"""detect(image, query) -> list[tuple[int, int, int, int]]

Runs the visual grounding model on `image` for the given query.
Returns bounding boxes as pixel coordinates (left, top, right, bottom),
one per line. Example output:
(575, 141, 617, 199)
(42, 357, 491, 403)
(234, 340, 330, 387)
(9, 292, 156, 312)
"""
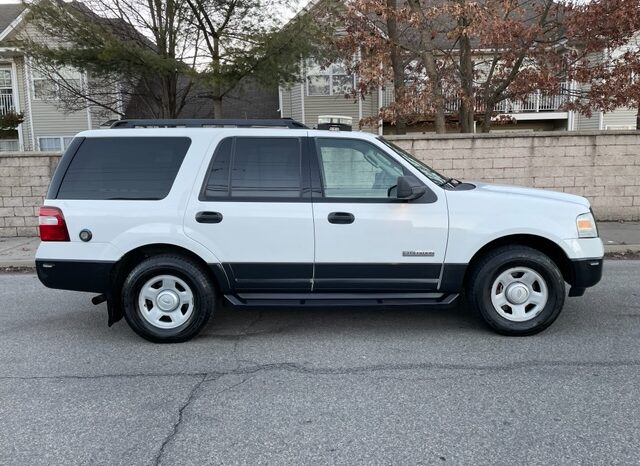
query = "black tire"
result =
(467, 245, 565, 336)
(121, 254, 216, 343)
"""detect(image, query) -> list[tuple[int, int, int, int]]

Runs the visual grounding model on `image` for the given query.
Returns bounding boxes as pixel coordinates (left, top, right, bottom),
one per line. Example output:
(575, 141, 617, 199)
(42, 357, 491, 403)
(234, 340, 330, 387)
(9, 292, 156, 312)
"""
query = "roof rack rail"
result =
(110, 118, 308, 129)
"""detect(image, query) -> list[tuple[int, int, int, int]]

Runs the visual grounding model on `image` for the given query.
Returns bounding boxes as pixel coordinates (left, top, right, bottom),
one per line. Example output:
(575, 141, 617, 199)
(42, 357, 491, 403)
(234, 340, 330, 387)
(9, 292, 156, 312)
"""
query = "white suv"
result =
(35, 119, 604, 342)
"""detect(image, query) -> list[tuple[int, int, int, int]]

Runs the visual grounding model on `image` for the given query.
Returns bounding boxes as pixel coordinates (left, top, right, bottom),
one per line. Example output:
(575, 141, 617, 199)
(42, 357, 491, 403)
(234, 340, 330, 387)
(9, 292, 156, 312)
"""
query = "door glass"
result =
(315, 138, 405, 198)
(203, 137, 303, 199)
(230, 137, 301, 198)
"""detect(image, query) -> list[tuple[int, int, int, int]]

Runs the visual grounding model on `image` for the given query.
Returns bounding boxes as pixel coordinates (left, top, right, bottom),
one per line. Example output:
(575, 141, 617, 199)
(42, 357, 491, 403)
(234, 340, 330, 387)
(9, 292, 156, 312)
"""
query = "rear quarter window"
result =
(55, 137, 191, 200)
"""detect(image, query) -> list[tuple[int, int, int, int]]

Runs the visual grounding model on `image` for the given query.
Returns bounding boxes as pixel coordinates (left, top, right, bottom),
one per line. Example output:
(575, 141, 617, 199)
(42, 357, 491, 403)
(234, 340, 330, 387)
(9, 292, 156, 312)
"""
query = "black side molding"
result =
(225, 292, 459, 307)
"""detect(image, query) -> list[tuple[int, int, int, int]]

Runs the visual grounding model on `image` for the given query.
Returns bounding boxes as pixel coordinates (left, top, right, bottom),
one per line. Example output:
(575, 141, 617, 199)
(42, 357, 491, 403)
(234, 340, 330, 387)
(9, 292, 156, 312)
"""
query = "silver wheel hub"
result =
(490, 267, 548, 322)
(156, 290, 179, 311)
(138, 274, 194, 329)
(505, 283, 529, 304)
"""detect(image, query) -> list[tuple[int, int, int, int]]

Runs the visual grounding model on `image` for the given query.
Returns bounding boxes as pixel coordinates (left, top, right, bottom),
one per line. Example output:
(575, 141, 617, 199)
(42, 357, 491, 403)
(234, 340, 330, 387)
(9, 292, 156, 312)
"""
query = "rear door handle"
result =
(195, 211, 223, 224)
(328, 212, 355, 224)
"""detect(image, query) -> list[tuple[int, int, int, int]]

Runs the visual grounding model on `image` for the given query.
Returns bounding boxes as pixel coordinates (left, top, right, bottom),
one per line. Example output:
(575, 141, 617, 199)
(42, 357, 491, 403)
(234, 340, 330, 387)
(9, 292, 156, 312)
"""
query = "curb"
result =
(1, 245, 640, 271)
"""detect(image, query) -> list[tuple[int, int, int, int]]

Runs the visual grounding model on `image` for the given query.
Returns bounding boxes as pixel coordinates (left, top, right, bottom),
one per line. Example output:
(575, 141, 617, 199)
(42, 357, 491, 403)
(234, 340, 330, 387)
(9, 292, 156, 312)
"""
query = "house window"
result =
(32, 67, 82, 100)
(0, 69, 11, 88)
(306, 62, 354, 96)
(39, 137, 74, 152)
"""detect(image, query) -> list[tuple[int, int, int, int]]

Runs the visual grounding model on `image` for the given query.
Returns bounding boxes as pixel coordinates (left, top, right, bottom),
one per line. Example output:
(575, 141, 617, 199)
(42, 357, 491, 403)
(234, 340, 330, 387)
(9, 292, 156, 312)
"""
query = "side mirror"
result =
(396, 176, 427, 201)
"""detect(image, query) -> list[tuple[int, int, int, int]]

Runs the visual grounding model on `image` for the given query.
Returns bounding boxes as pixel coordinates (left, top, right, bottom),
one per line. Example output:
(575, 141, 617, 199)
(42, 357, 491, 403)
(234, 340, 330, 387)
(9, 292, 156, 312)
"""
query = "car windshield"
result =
(377, 137, 452, 187)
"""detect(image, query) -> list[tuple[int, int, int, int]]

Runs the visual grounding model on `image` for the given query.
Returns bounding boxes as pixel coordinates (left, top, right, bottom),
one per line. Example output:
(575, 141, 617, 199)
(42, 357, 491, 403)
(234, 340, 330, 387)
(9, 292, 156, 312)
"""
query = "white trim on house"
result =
(300, 82, 305, 125)
(83, 72, 92, 129)
(0, 9, 28, 43)
(24, 57, 36, 150)
(497, 112, 569, 121)
(9, 59, 24, 151)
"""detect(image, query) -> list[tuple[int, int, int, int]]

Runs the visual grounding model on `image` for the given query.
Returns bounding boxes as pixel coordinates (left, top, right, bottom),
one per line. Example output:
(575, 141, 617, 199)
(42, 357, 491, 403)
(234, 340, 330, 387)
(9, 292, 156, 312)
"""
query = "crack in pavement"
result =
(153, 373, 208, 466)
(2, 358, 640, 382)
(230, 310, 264, 371)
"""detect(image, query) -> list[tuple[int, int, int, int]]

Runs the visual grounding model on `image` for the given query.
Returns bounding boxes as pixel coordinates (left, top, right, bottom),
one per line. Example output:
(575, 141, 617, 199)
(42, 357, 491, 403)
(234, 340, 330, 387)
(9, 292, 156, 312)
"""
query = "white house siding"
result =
(280, 84, 304, 124)
(26, 59, 91, 149)
(603, 108, 637, 130)
(303, 94, 360, 129)
(575, 111, 602, 131)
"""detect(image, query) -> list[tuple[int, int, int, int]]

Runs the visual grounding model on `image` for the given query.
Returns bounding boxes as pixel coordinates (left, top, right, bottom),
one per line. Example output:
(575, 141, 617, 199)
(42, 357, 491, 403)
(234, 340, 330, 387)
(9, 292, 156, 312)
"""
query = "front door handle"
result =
(196, 211, 223, 224)
(328, 212, 355, 224)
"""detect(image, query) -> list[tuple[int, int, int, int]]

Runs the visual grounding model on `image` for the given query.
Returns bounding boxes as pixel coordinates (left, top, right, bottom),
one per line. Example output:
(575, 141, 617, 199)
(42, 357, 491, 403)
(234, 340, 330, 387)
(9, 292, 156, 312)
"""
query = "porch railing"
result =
(381, 82, 573, 116)
(0, 93, 16, 116)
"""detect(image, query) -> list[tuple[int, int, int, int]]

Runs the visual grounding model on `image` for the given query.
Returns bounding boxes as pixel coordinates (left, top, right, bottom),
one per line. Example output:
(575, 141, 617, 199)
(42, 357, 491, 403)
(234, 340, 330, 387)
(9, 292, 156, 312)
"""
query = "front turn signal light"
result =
(576, 212, 598, 238)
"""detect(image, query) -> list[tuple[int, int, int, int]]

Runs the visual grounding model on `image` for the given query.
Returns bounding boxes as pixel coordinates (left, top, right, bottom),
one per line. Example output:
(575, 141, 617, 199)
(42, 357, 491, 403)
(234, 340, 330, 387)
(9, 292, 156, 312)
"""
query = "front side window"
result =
(315, 138, 406, 198)
(203, 137, 302, 199)
(378, 137, 450, 186)
(56, 137, 191, 200)
(306, 62, 354, 96)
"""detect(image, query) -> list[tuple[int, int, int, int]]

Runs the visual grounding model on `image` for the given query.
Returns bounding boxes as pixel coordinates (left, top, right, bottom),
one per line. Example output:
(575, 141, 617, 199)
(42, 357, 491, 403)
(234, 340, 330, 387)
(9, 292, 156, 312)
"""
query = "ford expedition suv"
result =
(35, 119, 604, 342)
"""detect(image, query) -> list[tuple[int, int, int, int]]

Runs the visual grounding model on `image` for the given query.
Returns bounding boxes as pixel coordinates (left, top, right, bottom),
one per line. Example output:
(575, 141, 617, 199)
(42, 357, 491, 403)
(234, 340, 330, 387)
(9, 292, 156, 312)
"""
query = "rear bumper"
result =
(36, 259, 114, 293)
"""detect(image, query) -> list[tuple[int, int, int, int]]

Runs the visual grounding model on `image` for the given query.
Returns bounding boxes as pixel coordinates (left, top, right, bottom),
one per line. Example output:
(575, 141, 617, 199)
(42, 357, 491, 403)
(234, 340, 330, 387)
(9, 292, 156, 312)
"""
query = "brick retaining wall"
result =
(387, 130, 640, 221)
(0, 130, 639, 237)
(0, 152, 60, 237)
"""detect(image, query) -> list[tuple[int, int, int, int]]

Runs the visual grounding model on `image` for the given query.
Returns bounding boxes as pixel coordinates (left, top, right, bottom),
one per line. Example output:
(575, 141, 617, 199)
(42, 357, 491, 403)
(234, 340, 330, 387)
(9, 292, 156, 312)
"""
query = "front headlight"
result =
(576, 212, 598, 238)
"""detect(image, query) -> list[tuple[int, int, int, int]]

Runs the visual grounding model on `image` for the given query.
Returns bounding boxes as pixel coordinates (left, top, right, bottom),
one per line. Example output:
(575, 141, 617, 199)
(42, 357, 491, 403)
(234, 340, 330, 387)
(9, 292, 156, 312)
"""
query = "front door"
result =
(310, 137, 449, 292)
(185, 135, 314, 292)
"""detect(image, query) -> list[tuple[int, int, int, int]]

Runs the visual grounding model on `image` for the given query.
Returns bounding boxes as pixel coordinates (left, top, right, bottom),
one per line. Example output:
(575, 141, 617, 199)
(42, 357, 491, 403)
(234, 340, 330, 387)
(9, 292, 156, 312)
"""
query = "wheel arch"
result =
(463, 234, 573, 288)
(106, 243, 229, 326)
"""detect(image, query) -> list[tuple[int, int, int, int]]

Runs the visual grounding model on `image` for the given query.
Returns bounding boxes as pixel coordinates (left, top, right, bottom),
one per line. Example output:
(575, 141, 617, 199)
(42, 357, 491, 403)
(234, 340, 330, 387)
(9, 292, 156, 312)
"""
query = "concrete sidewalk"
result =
(1, 222, 639, 269)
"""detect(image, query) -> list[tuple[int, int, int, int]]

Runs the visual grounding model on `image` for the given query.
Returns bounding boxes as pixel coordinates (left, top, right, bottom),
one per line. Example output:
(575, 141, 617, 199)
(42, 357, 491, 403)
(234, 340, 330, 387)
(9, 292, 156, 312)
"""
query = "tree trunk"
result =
(386, 0, 407, 135)
(458, 9, 475, 133)
(212, 97, 223, 118)
(405, 0, 446, 134)
(637, 107, 640, 130)
(481, 110, 492, 133)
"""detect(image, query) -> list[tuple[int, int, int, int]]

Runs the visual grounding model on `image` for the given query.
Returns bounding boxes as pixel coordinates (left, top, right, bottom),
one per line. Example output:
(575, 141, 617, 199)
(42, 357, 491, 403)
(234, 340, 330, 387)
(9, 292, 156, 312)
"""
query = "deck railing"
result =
(381, 82, 573, 115)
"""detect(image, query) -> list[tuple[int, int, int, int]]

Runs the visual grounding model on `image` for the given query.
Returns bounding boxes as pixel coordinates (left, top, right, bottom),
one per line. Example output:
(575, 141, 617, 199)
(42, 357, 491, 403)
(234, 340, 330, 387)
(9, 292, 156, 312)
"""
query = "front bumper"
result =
(567, 257, 603, 296)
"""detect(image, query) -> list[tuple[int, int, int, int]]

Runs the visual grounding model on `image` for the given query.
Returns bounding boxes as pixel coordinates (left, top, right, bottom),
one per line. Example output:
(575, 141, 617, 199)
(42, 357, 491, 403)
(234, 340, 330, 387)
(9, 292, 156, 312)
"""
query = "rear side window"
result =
(56, 137, 191, 200)
(202, 137, 302, 199)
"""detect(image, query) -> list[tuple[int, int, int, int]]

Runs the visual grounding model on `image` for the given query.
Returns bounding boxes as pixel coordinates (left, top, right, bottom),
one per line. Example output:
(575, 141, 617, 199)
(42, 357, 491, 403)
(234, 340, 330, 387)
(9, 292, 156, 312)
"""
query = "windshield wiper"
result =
(439, 177, 461, 187)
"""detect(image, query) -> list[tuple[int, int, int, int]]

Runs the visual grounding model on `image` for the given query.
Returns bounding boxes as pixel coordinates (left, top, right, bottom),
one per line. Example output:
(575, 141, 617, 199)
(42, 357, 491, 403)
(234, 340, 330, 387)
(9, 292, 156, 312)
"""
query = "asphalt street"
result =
(1, 261, 639, 465)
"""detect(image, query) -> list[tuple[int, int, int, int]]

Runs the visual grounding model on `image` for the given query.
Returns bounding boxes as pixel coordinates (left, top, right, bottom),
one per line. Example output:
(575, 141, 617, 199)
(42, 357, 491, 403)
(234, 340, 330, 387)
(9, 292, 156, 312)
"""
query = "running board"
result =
(224, 292, 460, 307)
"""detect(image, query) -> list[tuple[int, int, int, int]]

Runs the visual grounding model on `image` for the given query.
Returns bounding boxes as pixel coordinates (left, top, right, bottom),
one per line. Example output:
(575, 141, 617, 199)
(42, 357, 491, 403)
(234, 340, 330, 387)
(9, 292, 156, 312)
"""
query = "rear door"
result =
(310, 136, 449, 292)
(184, 135, 315, 292)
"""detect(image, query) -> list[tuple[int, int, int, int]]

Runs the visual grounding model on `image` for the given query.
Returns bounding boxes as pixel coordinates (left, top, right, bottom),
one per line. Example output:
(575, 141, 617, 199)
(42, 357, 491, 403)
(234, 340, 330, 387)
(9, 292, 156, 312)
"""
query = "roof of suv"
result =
(75, 127, 382, 143)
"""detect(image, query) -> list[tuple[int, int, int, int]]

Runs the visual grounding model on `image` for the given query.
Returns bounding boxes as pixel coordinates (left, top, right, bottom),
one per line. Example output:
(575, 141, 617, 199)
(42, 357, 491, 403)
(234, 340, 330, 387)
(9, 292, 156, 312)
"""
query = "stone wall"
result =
(0, 152, 60, 237)
(386, 130, 640, 221)
(0, 130, 639, 237)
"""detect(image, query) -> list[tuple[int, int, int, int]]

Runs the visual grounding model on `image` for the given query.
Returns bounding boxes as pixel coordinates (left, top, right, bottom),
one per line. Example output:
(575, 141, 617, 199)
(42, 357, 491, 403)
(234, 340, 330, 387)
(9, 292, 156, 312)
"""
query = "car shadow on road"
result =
(197, 300, 487, 340)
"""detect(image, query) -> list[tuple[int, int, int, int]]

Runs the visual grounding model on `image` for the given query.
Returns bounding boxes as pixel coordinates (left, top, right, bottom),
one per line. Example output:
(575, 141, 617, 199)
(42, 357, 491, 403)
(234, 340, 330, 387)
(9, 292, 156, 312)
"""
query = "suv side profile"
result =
(36, 119, 604, 343)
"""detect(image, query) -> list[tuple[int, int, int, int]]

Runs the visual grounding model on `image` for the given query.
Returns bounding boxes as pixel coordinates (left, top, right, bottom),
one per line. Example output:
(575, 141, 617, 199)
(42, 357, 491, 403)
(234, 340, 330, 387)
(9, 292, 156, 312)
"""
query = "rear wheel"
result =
(122, 254, 215, 343)
(467, 246, 565, 335)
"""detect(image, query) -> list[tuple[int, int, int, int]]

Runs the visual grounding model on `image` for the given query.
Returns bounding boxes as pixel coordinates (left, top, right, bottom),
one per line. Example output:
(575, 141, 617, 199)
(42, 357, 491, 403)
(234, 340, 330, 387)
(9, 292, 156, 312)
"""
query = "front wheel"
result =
(122, 254, 216, 343)
(467, 246, 565, 336)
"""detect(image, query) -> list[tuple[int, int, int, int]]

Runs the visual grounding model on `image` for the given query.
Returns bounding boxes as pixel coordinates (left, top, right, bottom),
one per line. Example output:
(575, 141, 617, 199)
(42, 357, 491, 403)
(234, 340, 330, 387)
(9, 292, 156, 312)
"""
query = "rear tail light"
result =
(39, 206, 70, 241)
